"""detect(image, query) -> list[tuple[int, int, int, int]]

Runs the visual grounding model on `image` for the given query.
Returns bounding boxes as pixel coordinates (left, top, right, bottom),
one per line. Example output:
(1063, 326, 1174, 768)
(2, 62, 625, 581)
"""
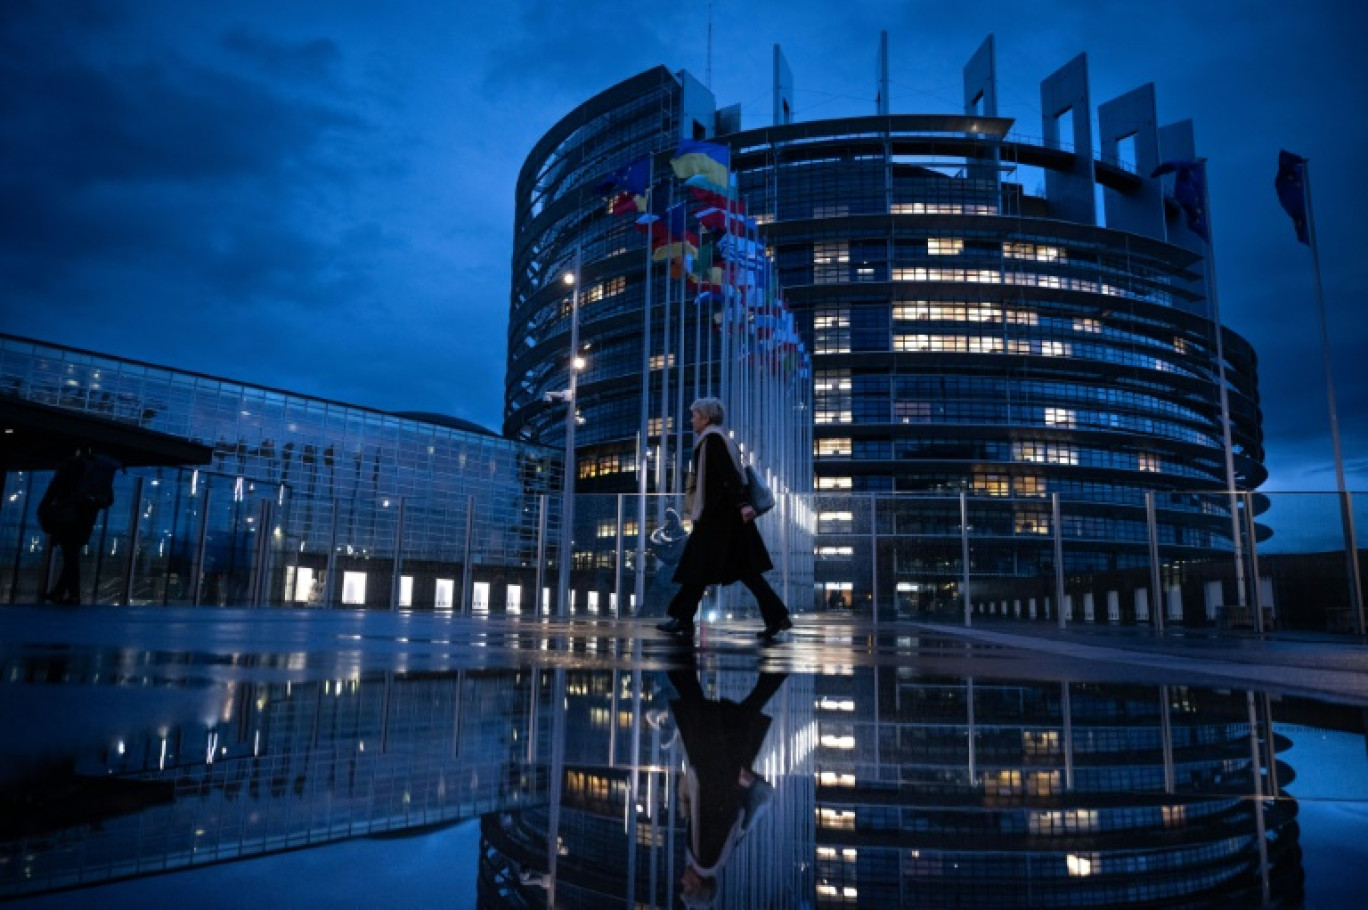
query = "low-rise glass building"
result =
(0, 333, 558, 609)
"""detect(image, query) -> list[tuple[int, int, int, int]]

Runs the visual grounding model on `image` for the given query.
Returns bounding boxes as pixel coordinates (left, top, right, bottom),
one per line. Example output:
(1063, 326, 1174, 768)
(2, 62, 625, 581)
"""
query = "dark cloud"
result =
(220, 27, 341, 83)
(2, 0, 1364, 471)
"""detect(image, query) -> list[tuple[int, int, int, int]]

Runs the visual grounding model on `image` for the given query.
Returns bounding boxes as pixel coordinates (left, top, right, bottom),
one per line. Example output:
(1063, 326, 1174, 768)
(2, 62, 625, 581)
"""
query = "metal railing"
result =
(3, 469, 1363, 636)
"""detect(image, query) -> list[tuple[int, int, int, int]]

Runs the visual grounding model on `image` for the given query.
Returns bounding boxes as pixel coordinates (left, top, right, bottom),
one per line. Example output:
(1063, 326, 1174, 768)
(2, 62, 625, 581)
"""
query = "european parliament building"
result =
(508, 35, 1265, 617)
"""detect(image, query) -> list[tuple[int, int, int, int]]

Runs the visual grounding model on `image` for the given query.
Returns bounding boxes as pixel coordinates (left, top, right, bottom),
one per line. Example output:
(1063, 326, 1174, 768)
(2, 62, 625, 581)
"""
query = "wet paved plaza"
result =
(2, 606, 1367, 908)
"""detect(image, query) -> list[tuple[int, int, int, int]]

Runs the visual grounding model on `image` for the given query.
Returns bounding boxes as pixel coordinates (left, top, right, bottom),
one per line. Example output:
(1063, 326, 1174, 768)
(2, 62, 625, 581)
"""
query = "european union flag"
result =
(591, 155, 650, 198)
(1152, 159, 1209, 243)
(1274, 150, 1310, 245)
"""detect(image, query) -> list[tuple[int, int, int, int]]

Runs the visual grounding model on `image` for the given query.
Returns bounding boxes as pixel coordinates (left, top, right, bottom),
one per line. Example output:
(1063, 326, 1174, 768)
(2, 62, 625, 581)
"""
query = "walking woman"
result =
(656, 397, 793, 642)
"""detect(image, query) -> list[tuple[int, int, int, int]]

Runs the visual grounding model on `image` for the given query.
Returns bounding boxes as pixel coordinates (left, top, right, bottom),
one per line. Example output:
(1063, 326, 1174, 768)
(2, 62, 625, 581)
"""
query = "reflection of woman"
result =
(666, 647, 787, 907)
(656, 398, 792, 642)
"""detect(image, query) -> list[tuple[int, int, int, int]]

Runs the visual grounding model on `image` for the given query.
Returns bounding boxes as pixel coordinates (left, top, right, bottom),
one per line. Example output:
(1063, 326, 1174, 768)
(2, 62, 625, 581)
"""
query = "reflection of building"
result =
(479, 668, 814, 908)
(508, 35, 1265, 614)
(0, 663, 541, 900)
(0, 333, 557, 608)
(812, 670, 1302, 907)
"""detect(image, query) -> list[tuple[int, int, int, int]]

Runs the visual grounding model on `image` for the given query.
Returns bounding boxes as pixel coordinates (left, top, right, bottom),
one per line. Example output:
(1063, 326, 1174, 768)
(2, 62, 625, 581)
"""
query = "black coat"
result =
(37, 454, 101, 547)
(672, 434, 772, 586)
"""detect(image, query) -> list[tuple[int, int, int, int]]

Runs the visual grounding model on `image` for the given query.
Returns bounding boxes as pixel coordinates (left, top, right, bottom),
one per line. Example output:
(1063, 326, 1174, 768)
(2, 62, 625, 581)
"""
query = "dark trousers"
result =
(668, 570, 789, 628)
(49, 538, 83, 603)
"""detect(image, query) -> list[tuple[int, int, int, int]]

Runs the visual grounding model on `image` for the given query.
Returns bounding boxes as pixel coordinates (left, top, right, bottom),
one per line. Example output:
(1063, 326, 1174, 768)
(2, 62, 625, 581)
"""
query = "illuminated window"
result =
(1013, 442, 1078, 465)
(1034, 810, 1099, 835)
(987, 770, 1022, 795)
(816, 438, 852, 457)
(816, 697, 856, 711)
(972, 474, 1010, 496)
(893, 267, 1002, 283)
(815, 408, 852, 425)
(1004, 241, 1064, 261)
(1015, 476, 1046, 497)
(1044, 407, 1076, 427)
(817, 546, 854, 557)
(819, 734, 856, 750)
(1066, 853, 1098, 877)
(894, 334, 1003, 354)
(1162, 805, 1187, 828)
(929, 237, 964, 255)
(1138, 452, 1161, 472)
(893, 302, 1001, 322)
(342, 571, 367, 605)
(1022, 730, 1060, 756)
(819, 511, 854, 523)
(1040, 340, 1072, 357)
(813, 242, 849, 285)
(817, 772, 857, 787)
(1073, 317, 1102, 333)
(815, 309, 851, 354)
(647, 416, 675, 435)
(649, 353, 676, 369)
(817, 476, 852, 490)
(817, 808, 854, 833)
(583, 276, 626, 303)
(892, 202, 997, 215)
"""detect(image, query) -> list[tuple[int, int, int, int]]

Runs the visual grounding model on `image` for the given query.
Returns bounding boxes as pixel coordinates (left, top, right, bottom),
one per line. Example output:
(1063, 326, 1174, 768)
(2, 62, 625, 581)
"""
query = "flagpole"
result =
(1195, 165, 1250, 615)
(674, 218, 687, 496)
(635, 158, 655, 615)
(1302, 160, 1365, 633)
(656, 189, 674, 522)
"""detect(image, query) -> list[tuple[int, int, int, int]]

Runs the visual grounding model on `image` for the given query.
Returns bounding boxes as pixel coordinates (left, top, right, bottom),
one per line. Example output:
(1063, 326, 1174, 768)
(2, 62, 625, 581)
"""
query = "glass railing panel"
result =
(964, 495, 1059, 626)
(0, 469, 50, 604)
(1257, 491, 1365, 634)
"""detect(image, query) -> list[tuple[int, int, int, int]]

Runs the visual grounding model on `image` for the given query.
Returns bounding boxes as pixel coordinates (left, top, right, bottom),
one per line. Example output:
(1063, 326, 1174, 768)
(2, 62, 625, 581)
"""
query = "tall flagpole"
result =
(1195, 164, 1250, 613)
(1302, 160, 1364, 633)
(635, 158, 655, 615)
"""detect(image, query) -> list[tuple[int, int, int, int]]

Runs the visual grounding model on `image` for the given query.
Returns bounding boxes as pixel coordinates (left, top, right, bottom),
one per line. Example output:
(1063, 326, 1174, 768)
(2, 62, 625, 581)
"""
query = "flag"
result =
(670, 139, 730, 186)
(592, 156, 650, 198)
(1274, 150, 1310, 245)
(634, 203, 697, 249)
(652, 240, 698, 263)
(684, 174, 741, 211)
(593, 156, 650, 215)
(609, 192, 646, 215)
(1151, 159, 1209, 242)
(695, 206, 756, 236)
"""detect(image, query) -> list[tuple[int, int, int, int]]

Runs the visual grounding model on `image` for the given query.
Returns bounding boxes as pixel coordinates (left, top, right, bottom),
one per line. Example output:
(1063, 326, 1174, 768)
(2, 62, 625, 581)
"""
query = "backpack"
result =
(73, 454, 121, 509)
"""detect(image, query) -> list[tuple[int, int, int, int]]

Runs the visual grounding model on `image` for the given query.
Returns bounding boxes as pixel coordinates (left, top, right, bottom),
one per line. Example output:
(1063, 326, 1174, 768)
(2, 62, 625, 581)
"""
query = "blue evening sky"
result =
(2, 0, 1365, 493)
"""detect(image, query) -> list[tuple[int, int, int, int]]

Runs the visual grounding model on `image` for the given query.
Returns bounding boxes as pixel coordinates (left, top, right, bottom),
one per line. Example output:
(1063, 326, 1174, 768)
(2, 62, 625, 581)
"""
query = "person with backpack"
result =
(37, 445, 120, 605)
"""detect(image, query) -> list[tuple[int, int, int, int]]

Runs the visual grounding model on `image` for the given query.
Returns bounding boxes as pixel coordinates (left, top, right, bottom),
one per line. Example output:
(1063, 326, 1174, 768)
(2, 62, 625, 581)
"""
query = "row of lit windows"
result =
(578, 452, 638, 480)
(814, 436, 1195, 478)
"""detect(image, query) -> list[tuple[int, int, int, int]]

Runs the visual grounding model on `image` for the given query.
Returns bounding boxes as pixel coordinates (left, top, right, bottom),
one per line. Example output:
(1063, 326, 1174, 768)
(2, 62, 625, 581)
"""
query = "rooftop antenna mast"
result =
(706, 0, 713, 90)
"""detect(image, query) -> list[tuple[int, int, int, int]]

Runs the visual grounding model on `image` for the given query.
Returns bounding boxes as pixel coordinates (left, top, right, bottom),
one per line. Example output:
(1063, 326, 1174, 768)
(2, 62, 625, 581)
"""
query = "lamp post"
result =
(554, 247, 582, 617)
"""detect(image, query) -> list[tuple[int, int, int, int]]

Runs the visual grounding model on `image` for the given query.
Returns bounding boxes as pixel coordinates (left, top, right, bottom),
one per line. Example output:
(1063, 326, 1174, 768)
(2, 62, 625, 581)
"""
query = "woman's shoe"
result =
(656, 617, 695, 636)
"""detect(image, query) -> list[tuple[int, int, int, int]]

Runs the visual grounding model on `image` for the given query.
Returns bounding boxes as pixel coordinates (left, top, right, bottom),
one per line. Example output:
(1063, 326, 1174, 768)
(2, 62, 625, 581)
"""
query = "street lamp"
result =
(554, 247, 582, 617)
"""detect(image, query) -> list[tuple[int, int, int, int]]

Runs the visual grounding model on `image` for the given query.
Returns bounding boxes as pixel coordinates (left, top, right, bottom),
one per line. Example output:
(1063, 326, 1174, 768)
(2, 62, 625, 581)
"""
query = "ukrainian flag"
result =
(670, 139, 729, 186)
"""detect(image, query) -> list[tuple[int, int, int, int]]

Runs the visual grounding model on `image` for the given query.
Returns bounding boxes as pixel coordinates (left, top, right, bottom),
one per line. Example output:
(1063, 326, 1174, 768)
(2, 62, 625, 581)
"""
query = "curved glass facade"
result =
(0, 334, 557, 608)
(508, 52, 1264, 609)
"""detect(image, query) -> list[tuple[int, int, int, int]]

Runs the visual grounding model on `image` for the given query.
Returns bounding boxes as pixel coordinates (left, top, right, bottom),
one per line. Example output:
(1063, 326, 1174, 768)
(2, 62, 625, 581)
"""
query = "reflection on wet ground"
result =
(2, 607, 1367, 907)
